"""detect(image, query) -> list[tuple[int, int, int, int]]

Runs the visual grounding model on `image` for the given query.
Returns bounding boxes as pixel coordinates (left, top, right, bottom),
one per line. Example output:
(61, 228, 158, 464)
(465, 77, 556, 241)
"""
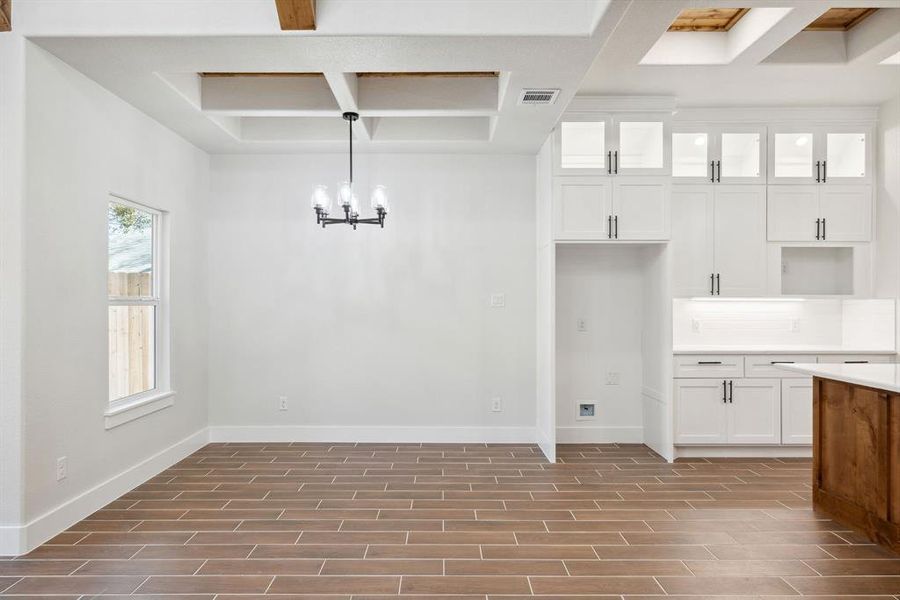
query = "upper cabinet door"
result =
(717, 126, 766, 184)
(553, 177, 613, 240)
(768, 126, 817, 184)
(671, 186, 715, 297)
(823, 126, 872, 184)
(612, 177, 671, 241)
(554, 117, 613, 176)
(614, 116, 670, 176)
(767, 185, 819, 242)
(672, 129, 713, 184)
(818, 185, 872, 242)
(713, 186, 768, 296)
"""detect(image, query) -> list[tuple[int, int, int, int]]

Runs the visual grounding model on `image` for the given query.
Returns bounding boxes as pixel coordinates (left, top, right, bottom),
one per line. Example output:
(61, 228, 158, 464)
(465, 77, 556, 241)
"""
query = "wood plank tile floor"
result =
(3, 442, 900, 598)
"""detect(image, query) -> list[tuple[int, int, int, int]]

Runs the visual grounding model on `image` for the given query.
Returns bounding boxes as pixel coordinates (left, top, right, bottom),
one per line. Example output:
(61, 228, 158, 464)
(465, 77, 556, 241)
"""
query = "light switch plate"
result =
(490, 293, 505, 308)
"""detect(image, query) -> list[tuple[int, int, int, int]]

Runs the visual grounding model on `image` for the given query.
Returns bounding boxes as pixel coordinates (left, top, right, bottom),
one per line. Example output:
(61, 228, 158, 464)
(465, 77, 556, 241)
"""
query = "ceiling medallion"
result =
(311, 112, 389, 229)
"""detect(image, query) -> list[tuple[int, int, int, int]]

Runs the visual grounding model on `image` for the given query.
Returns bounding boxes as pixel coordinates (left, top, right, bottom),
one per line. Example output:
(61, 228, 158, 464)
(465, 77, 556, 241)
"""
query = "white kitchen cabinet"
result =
(768, 124, 873, 185)
(728, 379, 782, 445)
(671, 185, 766, 296)
(674, 379, 728, 444)
(553, 178, 612, 240)
(612, 178, 670, 240)
(767, 185, 871, 242)
(673, 124, 766, 185)
(818, 185, 872, 242)
(553, 177, 669, 241)
(714, 186, 768, 296)
(781, 378, 813, 445)
(675, 377, 781, 445)
(555, 114, 670, 177)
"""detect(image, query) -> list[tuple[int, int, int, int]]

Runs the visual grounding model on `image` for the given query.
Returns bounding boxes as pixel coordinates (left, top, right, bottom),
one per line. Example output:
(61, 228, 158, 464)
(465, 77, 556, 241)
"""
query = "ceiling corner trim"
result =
(275, 0, 315, 31)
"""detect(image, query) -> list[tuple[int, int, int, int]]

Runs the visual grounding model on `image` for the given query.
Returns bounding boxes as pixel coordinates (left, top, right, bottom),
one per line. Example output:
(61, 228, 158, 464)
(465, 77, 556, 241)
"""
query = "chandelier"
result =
(311, 112, 389, 229)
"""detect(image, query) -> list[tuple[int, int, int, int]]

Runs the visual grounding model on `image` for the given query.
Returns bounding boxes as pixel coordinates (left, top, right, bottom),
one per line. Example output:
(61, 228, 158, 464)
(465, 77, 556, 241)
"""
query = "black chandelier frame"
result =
(314, 112, 387, 229)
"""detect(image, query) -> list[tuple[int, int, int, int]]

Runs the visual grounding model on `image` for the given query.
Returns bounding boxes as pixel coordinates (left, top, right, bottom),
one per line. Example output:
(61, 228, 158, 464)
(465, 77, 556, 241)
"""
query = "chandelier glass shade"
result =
(311, 112, 388, 229)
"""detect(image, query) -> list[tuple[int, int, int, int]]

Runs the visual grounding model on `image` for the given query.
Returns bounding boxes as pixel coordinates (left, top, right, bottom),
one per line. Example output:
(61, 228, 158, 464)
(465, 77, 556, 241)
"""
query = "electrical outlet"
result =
(56, 456, 67, 482)
(490, 397, 502, 412)
(577, 318, 587, 332)
(791, 319, 800, 332)
(691, 318, 701, 333)
(278, 396, 288, 411)
(606, 372, 621, 385)
(490, 293, 505, 308)
(782, 261, 788, 274)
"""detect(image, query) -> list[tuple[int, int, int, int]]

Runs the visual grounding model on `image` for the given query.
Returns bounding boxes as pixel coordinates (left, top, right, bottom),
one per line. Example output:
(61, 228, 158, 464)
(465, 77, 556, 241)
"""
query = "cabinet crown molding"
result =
(673, 106, 878, 123)
(566, 95, 677, 114)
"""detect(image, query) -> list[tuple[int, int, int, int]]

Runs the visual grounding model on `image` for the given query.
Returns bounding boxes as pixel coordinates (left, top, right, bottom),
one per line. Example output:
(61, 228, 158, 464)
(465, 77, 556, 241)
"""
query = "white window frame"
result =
(106, 194, 174, 429)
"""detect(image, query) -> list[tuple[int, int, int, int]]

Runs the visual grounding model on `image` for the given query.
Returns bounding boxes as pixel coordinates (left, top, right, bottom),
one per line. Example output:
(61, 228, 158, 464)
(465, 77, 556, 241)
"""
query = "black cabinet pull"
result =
(710, 160, 715, 183)
(614, 215, 618, 239)
(821, 218, 826, 240)
(716, 273, 720, 296)
(698, 361, 723, 365)
(716, 160, 721, 183)
(816, 160, 821, 183)
(608, 215, 612, 239)
(770, 361, 794, 364)
(816, 218, 821, 240)
(728, 380, 733, 403)
(614, 150, 618, 174)
(822, 160, 827, 183)
(710, 273, 715, 295)
(607, 151, 612, 175)
(722, 380, 727, 403)
(844, 360, 868, 364)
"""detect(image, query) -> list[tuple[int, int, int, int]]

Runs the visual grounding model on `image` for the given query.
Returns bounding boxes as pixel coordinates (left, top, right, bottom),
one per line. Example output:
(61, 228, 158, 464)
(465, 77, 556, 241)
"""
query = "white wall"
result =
(20, 44, 210, 546)
(207, 154, 536, 441)
(876, 95, 900, 351)
(554, 245, 645, 443)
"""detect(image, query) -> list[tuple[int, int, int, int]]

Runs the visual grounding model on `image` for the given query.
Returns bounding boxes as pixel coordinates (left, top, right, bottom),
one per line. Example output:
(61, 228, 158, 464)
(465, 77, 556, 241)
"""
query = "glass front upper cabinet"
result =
(672, 125, 764, 184)
(558, 120, 607, 174)
(768, 125, 871, 184)
(557, 115, 669, 176)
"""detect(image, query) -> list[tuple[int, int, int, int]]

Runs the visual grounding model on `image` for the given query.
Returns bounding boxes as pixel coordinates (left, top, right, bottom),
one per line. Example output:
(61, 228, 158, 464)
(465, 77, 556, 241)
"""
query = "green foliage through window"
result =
(109, 203, 152, 234)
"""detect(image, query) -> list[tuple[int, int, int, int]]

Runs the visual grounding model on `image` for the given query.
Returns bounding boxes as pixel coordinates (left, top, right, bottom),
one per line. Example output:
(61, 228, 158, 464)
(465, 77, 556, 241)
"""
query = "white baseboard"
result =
(0, 427, 209, 557)
(675, 445, 812, 459)
(556, 426, 643, 444)
(209, 425, 537, 445)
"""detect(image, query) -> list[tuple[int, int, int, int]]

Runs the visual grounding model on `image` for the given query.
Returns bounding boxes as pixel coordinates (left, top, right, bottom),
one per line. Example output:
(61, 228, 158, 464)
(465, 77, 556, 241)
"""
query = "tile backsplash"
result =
(673, 298, 895, 351)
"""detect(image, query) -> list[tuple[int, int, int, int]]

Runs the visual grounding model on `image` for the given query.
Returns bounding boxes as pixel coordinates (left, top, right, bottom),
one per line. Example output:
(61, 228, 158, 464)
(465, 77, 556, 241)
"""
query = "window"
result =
(108, 197, 168, 416)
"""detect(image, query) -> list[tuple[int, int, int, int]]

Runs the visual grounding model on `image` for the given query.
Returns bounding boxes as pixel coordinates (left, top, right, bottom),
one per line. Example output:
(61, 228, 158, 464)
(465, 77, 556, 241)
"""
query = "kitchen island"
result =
(778, 363, 900, 553)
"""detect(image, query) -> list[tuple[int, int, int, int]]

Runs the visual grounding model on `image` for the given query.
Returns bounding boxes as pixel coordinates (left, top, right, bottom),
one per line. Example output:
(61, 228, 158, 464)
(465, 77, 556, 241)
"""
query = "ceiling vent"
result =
(518, 88, 559, 105)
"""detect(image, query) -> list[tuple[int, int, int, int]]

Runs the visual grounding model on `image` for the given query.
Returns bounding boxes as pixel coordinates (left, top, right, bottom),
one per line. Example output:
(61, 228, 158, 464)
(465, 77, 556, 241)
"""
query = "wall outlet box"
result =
(606, 372, 620, 385)
(576, 402, 596, 420)
(278, 396, 288, 411)
(56, 456, 67, 481)
(490, 293, 505, 308)
(490, 397, 502, 412)
(691, 318, 701, 333)
(577, 318, 587, 332)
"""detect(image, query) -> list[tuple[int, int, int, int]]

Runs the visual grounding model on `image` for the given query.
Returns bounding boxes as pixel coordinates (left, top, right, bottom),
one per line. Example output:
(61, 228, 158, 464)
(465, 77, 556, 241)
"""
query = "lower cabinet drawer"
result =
(816, 354, 895, 364)
(745, 355, 817, 378)
(674, 355, 744, 379)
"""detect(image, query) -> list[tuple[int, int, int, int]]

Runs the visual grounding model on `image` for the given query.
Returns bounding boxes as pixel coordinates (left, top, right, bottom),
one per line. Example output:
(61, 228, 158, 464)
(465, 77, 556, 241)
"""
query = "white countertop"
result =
(776, 363, 900, 394)
(673, 346, 896, 355)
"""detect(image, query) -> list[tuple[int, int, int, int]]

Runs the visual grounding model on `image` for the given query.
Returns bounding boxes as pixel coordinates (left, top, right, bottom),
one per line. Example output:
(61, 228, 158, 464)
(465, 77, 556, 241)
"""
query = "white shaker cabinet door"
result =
(767, 185, 819, 242)
(713, 186, 767, 296)
(781, 378, 813, 446)
(727, 379, 781, 445)
(675, 379, 728, 445)
(553, 178, 613, 240)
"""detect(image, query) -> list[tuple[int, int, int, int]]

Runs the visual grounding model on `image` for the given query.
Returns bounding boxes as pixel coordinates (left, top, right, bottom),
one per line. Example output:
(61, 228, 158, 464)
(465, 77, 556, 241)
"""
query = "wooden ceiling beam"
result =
(1, 0, 11, 32)
(275, 0, 315, 30)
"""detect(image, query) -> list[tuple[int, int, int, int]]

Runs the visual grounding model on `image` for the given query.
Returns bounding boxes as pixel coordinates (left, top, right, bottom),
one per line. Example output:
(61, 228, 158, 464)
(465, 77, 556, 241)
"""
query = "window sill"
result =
(105, 391, 176, 430)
